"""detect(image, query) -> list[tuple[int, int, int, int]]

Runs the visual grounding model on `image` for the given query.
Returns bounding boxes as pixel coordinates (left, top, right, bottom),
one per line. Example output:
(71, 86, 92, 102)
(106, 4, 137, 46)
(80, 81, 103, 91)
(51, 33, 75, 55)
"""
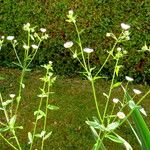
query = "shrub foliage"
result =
(0, 0, 150, 83)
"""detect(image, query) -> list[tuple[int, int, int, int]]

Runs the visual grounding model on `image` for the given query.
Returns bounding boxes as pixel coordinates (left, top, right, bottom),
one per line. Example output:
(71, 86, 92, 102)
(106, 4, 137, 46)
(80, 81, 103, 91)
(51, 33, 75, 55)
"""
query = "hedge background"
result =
(0, 0, 150, 83)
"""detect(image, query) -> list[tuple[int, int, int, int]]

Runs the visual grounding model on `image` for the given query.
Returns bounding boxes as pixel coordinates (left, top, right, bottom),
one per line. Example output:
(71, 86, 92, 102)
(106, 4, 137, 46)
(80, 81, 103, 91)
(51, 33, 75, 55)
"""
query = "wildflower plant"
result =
(0, 24, 58, 149)
(64, 10, 150, 149)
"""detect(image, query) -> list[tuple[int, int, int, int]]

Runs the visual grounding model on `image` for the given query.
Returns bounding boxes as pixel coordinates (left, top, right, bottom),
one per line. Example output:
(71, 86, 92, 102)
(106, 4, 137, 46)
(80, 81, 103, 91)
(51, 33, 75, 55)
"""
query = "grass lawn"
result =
(0, 67, 150, 150)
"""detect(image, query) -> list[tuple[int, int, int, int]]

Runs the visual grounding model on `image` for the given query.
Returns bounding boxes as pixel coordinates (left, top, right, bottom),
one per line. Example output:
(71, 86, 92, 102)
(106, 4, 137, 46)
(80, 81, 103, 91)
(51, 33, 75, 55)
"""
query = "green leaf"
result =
(2, 100, 13, 106)
(106, 134, 123, 144)
(92, 138, 106, 150)
(12, 62, 22, 68)
(9, 115, 16, 128)
(28, 132, 33, 144)
(124, 89, 150, 149)
(115, 134, 133, 150)
(0, 76, 5, 80)
(106, 122, 119, 131)
(112, 82, 122, 89)
(34, 110, 46, 120)
(0, 127, 9, 133)
(85, 120, 105, 131)
(16, 96, 21, 103)
(89, 124, 99, 141)
(47, 105, 59, 110)
(115, 65, 123, 76)
(43, 131, 52, 140)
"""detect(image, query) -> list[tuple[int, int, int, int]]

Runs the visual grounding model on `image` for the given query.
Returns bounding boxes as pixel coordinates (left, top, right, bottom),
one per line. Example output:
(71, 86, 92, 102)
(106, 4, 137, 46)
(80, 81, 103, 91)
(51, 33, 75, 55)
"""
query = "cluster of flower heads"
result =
(106, 22, 130, 42)
(64, 41, 94, 54)
(112, 75, 143, 120)
(0, 23, 48, 51)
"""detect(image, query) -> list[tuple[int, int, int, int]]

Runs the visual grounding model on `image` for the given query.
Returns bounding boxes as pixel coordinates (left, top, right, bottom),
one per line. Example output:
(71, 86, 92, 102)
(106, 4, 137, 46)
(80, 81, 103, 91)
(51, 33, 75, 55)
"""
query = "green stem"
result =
(15, 68, 26, 115)
(91, 79, 103, 123)
(12, 129, 22, 150)
(73, 22, 88, 71)
(12, 42, 22, 67)
(0, 133, 18, 150)
(41, 79, 50, 150)
(29, 78, 47, 150)
(95, 41, 118, 78)
(26, 40, 42, 68)
(103, 59, 119, 123)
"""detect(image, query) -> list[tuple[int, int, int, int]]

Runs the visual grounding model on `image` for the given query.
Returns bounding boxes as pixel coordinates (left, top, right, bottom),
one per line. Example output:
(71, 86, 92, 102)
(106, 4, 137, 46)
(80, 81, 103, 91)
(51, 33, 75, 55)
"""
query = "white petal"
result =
(121, 23, 130, 30)
(7, 36, 14, 40)
(125, 76, 134, 82)
(133, 89, 142, 95)
(83, 48, 94, 53)
(64, 41, 73, 48)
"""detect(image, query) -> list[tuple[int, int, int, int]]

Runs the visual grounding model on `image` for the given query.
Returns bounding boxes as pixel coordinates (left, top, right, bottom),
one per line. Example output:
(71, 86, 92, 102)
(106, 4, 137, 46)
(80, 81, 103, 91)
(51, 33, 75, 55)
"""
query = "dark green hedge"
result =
(0, 0, 150, 83)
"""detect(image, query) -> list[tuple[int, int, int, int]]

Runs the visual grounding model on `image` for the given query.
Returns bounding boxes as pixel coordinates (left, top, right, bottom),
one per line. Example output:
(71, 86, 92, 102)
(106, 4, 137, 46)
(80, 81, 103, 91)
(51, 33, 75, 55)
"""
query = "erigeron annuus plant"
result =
(0, 24, 58, 150)
(64, 10, 150, 149)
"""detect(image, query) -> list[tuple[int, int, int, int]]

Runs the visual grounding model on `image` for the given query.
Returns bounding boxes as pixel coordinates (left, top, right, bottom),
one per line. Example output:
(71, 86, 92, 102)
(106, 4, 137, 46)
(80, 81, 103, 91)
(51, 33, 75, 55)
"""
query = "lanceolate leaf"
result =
(47, 105, 59, 110)
(124, 90, 150, 150)
(106, 134, 123, 144)
(115, 133, 133, 150)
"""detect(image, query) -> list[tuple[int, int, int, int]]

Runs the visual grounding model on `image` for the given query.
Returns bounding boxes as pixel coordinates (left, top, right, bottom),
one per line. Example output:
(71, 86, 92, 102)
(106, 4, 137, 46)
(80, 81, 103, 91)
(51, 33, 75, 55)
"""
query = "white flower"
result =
(125, 76, 134, 82)
(68, 10, 74, 16)
(83, 48, 94, 53)
(7, 36, 14, 40)
(117, 47, 122, 51)
(106, 33, 111, 37)
(49, 61, 53, 65)
(23, 44, 29, 50)
(9, 94, 15, 99)
(40, 28, 46, 33)
(1, 36, 5, 39)
(23, 23, 30, 31)
(112, 98, 119, 104)
(31, 44, 38, 49)
(121, 23, 130, 30)
(117, 112, 125, 119)
(133, 89, 142, 95)
(64, 41, 73, 48)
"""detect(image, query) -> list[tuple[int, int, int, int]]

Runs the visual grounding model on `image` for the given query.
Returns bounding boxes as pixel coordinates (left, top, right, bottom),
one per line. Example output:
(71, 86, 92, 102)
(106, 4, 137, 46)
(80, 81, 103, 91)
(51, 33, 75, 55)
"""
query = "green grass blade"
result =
(125, 91, 150, 150)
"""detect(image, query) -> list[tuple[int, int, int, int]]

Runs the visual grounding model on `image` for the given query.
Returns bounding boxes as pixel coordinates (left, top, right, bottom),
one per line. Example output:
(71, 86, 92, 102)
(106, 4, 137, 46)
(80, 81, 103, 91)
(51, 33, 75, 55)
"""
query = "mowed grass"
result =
(0, 67, 150, 150)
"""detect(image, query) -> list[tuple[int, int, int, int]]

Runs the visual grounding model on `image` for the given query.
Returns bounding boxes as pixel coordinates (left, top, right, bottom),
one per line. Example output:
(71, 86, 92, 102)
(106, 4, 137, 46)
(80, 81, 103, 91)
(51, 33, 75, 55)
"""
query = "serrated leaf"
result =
(47, 105, 59, 110)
